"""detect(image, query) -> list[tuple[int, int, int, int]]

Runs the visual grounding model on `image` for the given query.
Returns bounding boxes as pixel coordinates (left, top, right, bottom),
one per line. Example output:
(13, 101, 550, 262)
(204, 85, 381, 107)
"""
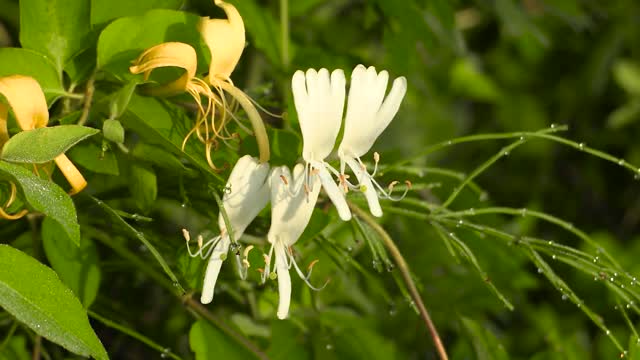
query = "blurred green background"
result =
(2, 0, 640, 359)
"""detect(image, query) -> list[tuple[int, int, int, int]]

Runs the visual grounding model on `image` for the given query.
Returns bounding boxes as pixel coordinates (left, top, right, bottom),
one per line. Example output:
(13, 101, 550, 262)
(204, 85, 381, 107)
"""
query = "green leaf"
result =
(228, 0, 281, 65)
(0, 47, 64, 103)
(607, 100, 640, 129)
(42, 217, 101, 308)
(129, 162, 157, 212)
(67, 141, 120, 176)
(19, 0, 91, 74)
(189, 319, 258, 360)
(122, 93, 223, 182)
(1, 125, 99, 164)
(96, 9, 209, 79)
(0, 245, 108, 360)
(0, 161, 80, 245)
(613, 60, 640, 97)
(91, 0, 184, 27)
(628, 335, 640, 360)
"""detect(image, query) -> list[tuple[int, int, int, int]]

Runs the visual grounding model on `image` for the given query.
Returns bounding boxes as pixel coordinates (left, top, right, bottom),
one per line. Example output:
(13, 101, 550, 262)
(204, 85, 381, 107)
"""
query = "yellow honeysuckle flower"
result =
(0, 75, 87, 196)
(129, 0, 270, 169)
(199, 0, 270, 164)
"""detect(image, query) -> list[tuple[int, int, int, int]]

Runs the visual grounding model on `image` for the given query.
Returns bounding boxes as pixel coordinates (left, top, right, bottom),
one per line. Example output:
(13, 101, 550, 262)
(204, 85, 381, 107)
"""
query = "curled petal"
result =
(314, 163, 351, 221)
(344, 157, 382, 217)
(199, 0, 245, 82)
(201, 234, 231, 304)
(0, 75, 48, 130)
(54, 154, 87, 195)
(129, 42, 198, 97)
(274, 242, 291, 319)
(0, 104, 9, 148)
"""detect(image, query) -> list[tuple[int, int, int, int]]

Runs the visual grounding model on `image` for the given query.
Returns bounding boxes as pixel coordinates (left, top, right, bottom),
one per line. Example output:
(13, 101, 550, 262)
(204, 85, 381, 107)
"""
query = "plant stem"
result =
(280, 0, 289, 69)
(78, 71, 96, 126)
(349, 203, 449, 360)
(32, 335, 41, 360)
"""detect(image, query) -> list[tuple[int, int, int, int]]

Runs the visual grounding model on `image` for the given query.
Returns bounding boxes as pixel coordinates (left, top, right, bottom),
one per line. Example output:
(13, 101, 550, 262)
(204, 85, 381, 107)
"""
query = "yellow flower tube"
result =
(0, 75, 87, 195)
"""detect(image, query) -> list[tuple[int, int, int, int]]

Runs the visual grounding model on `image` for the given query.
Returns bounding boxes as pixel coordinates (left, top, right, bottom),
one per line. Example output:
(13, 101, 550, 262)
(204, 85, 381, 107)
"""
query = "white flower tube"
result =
(338, 65, 407, 217)
(267, 164, 321, 319)
(200, 155, 270, 304)
(292, 68, 351, 221)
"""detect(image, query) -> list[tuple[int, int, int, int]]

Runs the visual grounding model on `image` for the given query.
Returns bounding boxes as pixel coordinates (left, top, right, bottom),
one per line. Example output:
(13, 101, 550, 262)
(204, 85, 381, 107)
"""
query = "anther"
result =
(405, 180, 412, 189)
(280, 175, 288, 185)
(197, 235, 204, 249)
(182, 229, 191, 242)
(307, 259, 320, 271)
(388, 180, 399, 192)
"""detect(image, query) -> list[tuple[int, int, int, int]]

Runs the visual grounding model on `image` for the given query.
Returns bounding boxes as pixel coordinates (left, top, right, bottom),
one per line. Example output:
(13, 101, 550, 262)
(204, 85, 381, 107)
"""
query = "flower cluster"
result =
(186, 64, 407, 319)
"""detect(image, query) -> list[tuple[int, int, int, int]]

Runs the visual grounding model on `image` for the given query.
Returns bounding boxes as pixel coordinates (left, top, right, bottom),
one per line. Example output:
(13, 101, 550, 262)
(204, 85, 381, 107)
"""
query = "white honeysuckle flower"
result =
(292, 68, 352, 221)
(263, 164, 323, 319)
(337, 65, 408, 217)
(185, 155, 270, 304)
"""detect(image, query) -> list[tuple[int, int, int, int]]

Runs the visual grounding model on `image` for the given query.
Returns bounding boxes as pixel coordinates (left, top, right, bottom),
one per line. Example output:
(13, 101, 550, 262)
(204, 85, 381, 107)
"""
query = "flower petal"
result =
(313, 162, 351, 221)
(129, 42, 198, 97)
(0, 75, 48, 130)
(268, 164, 321, 246)
(292, 69, 345, 162)
(274, 241, 291, 319)
(338, 66, 406, 158)
(218, 155, 270, 239)
(201, 235, 230, 304)
(199, 0, 245, 82)
(344, 157, 382, 217)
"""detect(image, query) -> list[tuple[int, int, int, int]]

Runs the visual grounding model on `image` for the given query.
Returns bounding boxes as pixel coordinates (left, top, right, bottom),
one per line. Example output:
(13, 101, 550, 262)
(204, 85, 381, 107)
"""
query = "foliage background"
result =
(1, 0, 640, 359)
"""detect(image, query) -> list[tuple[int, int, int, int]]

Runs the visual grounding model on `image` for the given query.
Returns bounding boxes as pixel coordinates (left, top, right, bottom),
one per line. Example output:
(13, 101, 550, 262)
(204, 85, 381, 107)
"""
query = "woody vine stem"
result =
(349, 203, 449, 360)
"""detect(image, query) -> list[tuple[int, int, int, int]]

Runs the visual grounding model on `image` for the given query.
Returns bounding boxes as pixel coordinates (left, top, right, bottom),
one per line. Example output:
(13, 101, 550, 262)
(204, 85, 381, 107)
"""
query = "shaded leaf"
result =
(129, 162, 157, 213)
(0, 47, 63, 103)
(19, 0, 91, 73)
(67, 141, 120, 176)
(91, 0, 184, 27)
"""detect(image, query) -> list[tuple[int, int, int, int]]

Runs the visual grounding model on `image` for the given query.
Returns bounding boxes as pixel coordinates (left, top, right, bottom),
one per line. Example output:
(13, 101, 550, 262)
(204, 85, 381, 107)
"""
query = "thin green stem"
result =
(391, 125, 568, 169)
(89, 311, 183, 360)
(211, 189, 236, 245)
(349, 203, 449, 360)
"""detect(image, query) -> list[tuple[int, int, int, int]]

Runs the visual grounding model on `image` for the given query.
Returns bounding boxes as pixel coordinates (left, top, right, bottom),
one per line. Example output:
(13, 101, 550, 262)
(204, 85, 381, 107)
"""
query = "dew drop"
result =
(503, 150, 510, 156)
(578, 142, 585, 150)
(606, 330, 611, 336)
(635, 173, 640, 181)
(618, 159, 625, 166)
(479, 192, 489, 201)
(561, 294, 567, 301)
(519, 136, 525, 141)
(469, 208, 475, 215)
(448, 232, 454, 237)
(456, 220, 463, 227)
(550, 123, 558, 129)
(537, 268, 543, 273)
(548, 241, 553, 245)
(347, 246, 353, 252)
(552, 255, 557, 260)
(593, 256, 599, 263)
(521, 208, 527, 216)
(326, 344, 334, 351)
(181, 203, 187, 208)
(610, 277, 615, 282)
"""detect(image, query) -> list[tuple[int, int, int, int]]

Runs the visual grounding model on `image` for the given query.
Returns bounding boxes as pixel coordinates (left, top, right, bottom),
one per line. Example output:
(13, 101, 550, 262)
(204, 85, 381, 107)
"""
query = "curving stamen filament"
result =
(184, 229, 223, 260)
